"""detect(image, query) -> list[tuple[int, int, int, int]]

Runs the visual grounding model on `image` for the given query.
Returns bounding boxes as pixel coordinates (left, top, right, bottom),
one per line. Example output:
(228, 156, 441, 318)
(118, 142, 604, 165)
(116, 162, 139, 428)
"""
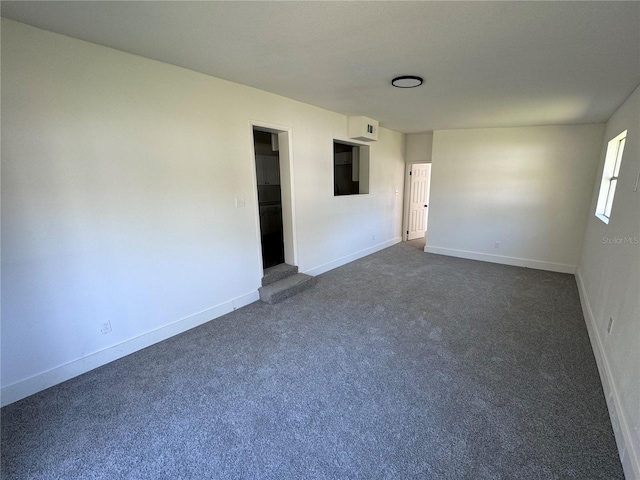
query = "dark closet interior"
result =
(253, 129, 284, 269)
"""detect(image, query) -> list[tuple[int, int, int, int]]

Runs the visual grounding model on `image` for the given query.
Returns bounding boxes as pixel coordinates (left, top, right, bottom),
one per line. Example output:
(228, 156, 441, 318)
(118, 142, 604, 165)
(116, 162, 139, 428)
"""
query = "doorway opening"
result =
(253, 129, 284, 268)
(251, 124, 297, 272)
(403, 163, 432, 250)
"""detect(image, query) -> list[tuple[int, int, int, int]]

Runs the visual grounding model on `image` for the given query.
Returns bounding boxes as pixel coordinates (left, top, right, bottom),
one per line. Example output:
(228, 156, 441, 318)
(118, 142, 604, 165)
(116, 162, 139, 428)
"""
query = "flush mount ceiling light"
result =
(391, 76, 423, 88)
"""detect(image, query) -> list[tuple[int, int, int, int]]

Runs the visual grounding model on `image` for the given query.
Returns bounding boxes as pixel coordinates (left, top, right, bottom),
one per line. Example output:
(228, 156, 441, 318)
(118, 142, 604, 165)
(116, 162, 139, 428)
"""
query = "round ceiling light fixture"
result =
(391, 76, 423, 88)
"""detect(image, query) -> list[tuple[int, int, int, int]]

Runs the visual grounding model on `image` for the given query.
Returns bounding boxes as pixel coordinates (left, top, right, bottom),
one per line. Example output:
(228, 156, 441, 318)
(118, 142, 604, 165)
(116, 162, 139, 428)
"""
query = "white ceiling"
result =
(2, 1, 639, 133)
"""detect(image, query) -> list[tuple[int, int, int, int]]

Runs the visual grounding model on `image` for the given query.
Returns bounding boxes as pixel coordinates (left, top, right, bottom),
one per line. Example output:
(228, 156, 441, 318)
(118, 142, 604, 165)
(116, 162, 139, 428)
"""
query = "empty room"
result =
(1, 2, 639, 479)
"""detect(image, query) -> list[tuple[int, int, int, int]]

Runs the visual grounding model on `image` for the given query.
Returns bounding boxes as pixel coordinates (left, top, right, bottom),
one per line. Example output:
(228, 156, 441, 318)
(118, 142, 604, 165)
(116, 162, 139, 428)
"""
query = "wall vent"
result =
(348, 116, 378, 142)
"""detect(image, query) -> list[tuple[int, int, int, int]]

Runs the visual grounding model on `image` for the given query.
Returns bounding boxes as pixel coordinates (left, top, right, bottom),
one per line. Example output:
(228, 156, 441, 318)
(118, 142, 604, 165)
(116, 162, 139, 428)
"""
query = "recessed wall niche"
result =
(333, 140, 370, 196)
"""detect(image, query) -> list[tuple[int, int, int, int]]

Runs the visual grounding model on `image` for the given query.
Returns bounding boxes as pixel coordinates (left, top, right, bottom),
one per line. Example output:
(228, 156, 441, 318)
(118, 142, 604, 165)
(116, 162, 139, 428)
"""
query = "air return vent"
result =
(348, 116, 378, 142)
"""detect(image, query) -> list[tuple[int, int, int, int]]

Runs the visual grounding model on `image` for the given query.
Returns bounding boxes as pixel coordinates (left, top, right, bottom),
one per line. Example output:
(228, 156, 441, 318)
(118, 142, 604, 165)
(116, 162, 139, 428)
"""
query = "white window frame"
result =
(595, 130, 627, 224)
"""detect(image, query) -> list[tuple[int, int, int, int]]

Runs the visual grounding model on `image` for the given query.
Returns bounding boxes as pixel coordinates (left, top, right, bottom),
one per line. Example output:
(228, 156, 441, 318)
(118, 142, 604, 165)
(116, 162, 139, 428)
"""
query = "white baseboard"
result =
(304, 237, 402, 277)
(575, 270, 640, 480)
(423, 246, 576, 274)
(0, 290, 260, 407)
(1, 236, 403, 407)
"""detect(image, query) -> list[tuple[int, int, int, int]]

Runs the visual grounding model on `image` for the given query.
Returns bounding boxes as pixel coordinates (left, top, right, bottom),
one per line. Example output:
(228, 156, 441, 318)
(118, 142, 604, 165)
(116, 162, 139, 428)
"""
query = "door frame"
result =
(249, 120, 298, 271)
(402, 162, 431, 242)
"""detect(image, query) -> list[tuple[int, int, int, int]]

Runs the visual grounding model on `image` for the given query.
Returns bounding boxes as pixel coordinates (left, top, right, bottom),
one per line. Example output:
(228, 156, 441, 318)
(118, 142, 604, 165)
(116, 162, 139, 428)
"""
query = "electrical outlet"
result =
(100, 320, 112, 334)
(372, 234, 376, 241)
(235, 197, 245, 208)
(607, 317, 614, 334)
(494, 241, 500, 249)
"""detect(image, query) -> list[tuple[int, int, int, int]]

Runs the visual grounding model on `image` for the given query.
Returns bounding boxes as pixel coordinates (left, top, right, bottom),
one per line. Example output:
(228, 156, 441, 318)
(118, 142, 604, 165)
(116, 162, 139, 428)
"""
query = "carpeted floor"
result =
(406, 237, 426, 251)
(1, 242, 623, 479)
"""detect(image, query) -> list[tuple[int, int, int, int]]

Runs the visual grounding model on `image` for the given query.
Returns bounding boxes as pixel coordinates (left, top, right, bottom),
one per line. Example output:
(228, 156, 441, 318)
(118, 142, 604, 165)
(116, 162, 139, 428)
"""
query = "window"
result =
(333, 141, 370, 196)
(595, 130, 627, 224)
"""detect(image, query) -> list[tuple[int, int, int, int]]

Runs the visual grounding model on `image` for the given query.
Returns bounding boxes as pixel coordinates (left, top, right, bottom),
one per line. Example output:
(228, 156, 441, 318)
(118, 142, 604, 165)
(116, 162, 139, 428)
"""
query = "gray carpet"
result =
(1, 242, 624, 479)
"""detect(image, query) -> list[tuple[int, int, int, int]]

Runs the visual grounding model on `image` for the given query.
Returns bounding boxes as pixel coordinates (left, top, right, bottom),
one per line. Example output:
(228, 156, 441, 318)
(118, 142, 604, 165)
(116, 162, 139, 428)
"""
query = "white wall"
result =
(0, 20, 405, 404)
(405, 132, 433, 163)
(576, 85, 640, 479)
(426, 125, 604, 272)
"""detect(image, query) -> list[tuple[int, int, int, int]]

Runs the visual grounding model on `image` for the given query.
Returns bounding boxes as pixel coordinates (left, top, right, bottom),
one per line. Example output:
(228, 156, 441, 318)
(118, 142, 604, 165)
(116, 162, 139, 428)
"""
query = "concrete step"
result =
(262, 263, 298, 287)
(259, 273, 315, 305)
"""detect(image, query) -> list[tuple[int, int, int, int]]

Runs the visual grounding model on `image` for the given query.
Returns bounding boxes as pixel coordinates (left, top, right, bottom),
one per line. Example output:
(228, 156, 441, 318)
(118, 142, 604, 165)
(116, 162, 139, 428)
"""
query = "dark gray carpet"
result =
(1, 242, 623, 479)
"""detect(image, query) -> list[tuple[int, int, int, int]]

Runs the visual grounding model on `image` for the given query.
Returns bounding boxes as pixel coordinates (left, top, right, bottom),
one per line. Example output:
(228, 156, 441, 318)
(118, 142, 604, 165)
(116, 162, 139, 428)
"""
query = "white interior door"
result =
(407, 163, 431, 240)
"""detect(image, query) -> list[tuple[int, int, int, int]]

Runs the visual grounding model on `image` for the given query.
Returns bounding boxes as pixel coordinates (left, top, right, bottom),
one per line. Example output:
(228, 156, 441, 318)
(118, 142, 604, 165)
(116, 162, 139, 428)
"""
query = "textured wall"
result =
(427, 124, 604, 272)
(0, 19, 405, 399)
(577, 85, 640, 479)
